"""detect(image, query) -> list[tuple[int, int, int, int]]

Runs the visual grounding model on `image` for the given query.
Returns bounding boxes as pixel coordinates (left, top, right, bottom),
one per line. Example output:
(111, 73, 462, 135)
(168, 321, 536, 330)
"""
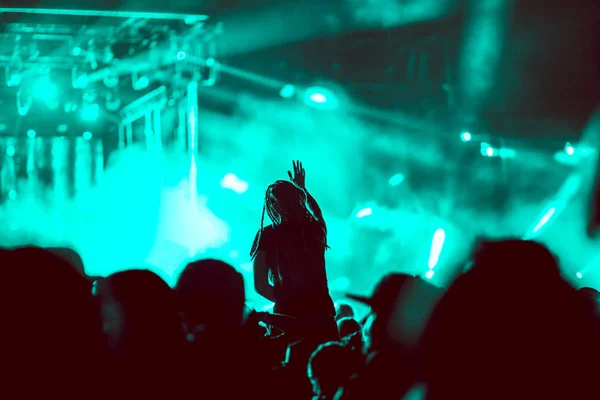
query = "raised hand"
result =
(287, 160, 306, 189)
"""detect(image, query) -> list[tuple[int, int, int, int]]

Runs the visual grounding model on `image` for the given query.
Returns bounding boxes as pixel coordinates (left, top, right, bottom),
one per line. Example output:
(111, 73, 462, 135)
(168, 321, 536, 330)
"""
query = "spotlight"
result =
(388, 173, 405, 186)
(565, 142, 575, 156)
(132, 71, 150, 91)
(176, 51, 186, 60)
(303, 86, 339, 110)
(103, 74, 119, 89)
(5, 67, 22, 87)
(105, 92, 121, 112)
(481, 143, 495, 157)
(279, 84, 296, 99)
(64, 102, 78, 113)
(34, 75, 58, 99)
(220, 173, 249, 194)
(425, 270, 435, 279)
(460, 131, 472, 142)
(355, 207, 372, 219)
(81, 103, 100, 121)
(72, 68, 89, 89)
(27, 129, 36, 138)
(16, 89, 32, 116)
(576, 272, 583, 279)
(82, 131, 93, 140)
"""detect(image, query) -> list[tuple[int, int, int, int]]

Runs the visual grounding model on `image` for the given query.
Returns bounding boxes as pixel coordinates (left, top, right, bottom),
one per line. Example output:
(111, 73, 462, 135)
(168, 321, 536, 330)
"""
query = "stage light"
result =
(105, 92, 121, 112)
(279, 84, 296, 99)
(81, 103, 99, 121)
(425, 270, 435, 279)
(310, 92, 327, 103)
(355, 207, 372, 218)
(27, 129, 36, 138)
(303, 86, 339, 110)
(177, 51, 186, 60)
(72, 47, 82, 56)
(565, 142, 575, 156)
(132, 72, 150, 91)
(6, 60, 23, 87)
(72, 68, 89, 89)
(531, 207, 556, 234)
(481, 142, 495, 157)
(34, 76, 58, 99)
(103, 74, 119, 88)
(57, 124, 69, 134)
(576, 272, 582, 279)
(6, 70, 22, 87)
(388, 173, 405, 186)
(428, 229, 446, 269)
(460, 131, 472, 142)
(6, 145, 16, 157)
(82, 131, 93, 140)
(17, 89, 32, 116)
(220, 173, 248, 194)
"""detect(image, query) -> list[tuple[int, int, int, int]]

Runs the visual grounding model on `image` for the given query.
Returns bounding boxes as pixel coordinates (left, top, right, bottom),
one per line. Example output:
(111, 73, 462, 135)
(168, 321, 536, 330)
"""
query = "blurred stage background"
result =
(0, 0, 598, 309)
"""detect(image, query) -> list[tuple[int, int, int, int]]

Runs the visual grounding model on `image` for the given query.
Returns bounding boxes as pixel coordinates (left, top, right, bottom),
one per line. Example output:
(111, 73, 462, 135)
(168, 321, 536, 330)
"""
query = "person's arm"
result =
(254, 250, 276, 301)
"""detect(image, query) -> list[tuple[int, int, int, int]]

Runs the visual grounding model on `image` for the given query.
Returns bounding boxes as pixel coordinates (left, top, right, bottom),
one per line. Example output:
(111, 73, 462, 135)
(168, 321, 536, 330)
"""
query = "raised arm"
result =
(288, 160, 325, 223)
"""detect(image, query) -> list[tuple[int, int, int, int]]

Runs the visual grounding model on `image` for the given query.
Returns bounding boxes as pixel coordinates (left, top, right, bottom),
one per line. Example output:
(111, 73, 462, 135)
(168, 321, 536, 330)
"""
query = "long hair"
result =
(250, 180, 327, 259)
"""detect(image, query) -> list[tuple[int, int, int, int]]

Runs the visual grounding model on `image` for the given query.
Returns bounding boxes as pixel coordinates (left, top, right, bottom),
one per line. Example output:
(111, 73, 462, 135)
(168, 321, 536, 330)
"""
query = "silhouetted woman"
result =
(251, 161, 338, 342)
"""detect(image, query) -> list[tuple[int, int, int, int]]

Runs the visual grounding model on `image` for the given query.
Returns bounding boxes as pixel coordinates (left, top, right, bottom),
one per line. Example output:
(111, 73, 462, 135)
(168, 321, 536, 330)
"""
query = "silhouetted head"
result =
(423, 240, 597, 399)
(176, 259, 245, 334)
(308, 342, 360, 399)
(265, 180, 312, 225)
(251, 180, 328, 259)
(0, 247, 105, 392)
(96, 269, 184, 356)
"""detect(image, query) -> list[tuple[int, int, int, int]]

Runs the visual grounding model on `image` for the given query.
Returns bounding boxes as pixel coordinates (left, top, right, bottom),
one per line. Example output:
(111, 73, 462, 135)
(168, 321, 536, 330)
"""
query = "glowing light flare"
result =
(34, 76, 58, 99)
(220, 173, 249, 194)
(27, 129, 36, 139)
(279, 84, 296, 99)
(133, 75, 150, 91)
(428, 229, 446, 269)
(82, 131, 93, 140)
(176, 51, 186, 60)
(565, 143, 575, 156)
(425, 270, 435, 279)
(531, 207, 556, 234)
(303, 86, 339, 110)
(388, 173, 405, 186)
(576, 272, 583, 279)
(81, 103, 100, 121)
(355, 207, 372, 219)
(309, 93, 327, 103)
(460, 131, 472, 142)
(189, 108, 197, 151)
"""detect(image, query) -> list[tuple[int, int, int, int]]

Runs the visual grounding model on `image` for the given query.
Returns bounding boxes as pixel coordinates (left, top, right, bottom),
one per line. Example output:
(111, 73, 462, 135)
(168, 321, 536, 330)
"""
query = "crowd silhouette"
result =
(2, 160, 600, 399)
